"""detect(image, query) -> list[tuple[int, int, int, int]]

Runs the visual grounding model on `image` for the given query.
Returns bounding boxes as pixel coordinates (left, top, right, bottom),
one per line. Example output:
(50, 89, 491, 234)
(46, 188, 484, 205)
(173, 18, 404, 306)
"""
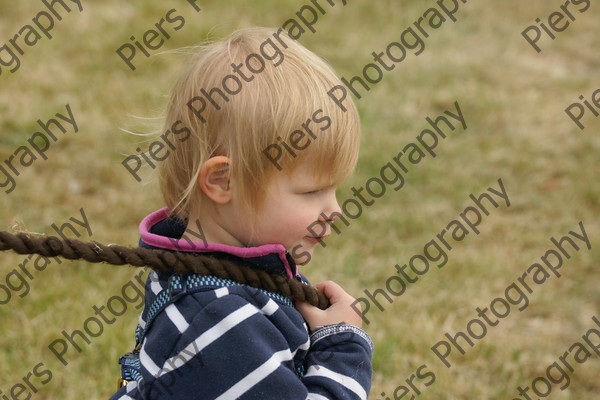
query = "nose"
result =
(322, 190, 342, 222)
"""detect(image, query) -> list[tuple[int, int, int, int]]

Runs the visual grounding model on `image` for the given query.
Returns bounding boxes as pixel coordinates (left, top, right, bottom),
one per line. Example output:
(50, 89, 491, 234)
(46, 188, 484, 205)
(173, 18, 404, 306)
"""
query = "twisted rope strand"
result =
(0, 231, 329, 309)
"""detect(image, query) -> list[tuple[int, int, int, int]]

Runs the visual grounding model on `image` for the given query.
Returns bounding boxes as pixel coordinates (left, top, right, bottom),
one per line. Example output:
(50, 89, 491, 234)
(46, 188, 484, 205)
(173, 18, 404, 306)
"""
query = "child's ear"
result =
(198, 156, 231, 204)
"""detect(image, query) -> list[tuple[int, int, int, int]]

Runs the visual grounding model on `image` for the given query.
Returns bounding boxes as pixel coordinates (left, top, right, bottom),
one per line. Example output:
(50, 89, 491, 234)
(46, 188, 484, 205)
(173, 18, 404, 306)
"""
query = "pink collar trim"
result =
(139, 208, 297, 279)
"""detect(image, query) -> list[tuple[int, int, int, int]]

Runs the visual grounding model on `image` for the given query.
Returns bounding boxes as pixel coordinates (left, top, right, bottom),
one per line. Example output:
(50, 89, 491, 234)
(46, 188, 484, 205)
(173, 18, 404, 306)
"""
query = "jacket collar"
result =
(139, 208, 298, 279)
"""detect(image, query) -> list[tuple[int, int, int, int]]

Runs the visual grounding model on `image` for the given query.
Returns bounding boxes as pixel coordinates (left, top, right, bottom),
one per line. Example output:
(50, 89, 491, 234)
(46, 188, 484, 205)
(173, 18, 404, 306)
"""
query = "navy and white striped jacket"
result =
(109, 208, 373, 400)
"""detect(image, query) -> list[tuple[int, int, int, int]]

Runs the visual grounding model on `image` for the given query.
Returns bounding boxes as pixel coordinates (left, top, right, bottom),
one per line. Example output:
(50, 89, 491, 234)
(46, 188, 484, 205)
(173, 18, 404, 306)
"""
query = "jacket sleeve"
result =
(303, 324, 374, 399)
(133, 288, 373, 400)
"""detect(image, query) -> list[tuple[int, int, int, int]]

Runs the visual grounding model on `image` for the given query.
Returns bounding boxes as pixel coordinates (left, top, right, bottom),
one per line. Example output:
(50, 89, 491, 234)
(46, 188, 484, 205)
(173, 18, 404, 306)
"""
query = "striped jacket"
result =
(109, 208, 373, 400)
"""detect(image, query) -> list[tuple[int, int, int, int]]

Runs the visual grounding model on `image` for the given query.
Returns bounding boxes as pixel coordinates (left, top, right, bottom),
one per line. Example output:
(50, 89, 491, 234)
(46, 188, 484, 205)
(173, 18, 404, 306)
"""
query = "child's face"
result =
(233, 162, 341, 265)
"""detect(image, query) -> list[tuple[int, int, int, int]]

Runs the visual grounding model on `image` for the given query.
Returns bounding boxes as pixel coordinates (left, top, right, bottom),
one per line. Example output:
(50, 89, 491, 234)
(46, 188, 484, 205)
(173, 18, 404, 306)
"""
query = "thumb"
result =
(294, 300, 324, 329)
(295, 299, 319, 318)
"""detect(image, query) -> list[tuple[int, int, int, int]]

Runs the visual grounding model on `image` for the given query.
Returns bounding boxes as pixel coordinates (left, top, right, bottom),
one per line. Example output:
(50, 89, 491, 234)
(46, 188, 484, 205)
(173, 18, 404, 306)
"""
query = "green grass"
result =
(1, 0, 599, 399)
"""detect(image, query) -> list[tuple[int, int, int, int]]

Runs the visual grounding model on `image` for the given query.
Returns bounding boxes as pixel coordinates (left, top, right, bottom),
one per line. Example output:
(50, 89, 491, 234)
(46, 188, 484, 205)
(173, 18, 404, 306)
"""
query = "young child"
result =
(110, 27, 373, 400)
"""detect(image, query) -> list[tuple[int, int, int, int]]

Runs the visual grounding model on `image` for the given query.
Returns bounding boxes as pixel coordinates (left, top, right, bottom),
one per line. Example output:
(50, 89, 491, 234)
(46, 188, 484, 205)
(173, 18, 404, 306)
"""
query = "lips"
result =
(305, 235, 328, 244)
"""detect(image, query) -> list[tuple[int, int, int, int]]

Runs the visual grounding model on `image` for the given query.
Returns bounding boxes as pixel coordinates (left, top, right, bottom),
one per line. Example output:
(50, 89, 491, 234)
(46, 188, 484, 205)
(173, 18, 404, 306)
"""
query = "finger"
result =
(315, 281, 347, 303)
(295, 300, 321, 320)
(314, 280, 340, 293)
(295, 299, 316, 315)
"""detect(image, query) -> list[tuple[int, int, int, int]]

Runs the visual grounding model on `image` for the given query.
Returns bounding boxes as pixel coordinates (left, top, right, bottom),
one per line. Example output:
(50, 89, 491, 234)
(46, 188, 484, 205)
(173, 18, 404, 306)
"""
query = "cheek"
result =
(256, 197, 318, 240)
(258, 214, 311, 246)
(270, 204, 313, 229)
(288, 212, 316, 233)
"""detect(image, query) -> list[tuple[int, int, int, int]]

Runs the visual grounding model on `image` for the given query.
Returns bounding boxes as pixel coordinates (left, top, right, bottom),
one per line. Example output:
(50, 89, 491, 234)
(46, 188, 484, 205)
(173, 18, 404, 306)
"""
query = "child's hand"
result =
(295, 280, 363, 331)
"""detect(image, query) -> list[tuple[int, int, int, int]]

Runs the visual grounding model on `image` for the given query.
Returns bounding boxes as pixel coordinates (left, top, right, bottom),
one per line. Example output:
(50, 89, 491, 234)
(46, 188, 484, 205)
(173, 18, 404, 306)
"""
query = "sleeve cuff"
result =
(310, 323, 374, 353)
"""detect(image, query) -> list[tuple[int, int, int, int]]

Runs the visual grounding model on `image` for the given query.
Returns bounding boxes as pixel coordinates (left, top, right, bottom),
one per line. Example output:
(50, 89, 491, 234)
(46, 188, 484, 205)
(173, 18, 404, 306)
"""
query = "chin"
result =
(291, 245, 313, 266)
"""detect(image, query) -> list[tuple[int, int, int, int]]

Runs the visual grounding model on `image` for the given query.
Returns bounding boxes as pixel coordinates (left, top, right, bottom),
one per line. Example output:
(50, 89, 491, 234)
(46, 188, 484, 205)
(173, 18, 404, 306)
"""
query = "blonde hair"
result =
(159, 27, 361, 220)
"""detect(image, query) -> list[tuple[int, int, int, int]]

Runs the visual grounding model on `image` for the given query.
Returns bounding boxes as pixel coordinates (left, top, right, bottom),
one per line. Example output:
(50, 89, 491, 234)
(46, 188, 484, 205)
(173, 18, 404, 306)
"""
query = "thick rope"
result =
(0, 231, 329, 309)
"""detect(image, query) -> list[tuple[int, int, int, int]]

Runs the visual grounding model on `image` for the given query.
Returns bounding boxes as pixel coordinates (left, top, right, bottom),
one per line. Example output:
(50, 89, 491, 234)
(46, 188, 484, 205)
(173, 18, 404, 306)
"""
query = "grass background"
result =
(0, 0, 599, 398)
